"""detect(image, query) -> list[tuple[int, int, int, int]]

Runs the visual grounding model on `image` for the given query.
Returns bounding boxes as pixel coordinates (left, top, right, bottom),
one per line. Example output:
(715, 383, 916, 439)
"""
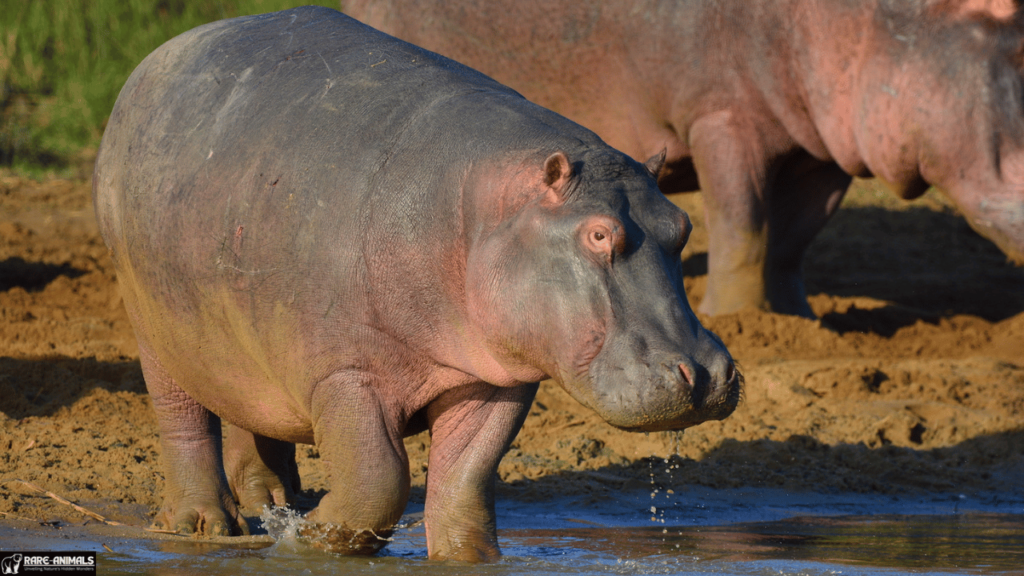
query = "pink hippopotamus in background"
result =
(350, 0, 1024, 317)
(93, 7, 740, 563)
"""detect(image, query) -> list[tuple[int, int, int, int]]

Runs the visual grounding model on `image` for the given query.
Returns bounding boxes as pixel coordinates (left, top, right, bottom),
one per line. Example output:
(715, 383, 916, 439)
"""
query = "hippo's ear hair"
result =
(644, 149, 667, 178)
(543, 151, 575, 202)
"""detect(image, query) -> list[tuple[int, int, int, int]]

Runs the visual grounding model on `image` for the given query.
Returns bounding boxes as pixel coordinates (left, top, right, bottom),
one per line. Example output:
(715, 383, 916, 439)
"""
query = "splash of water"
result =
(259, 505, 394, 555)
(259, 505, 307, 542)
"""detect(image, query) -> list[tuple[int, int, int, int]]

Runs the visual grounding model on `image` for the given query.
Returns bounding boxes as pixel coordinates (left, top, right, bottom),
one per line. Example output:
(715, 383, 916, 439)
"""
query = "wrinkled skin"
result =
(351, 0, 1024, 317)
(93, 7, 740, 562)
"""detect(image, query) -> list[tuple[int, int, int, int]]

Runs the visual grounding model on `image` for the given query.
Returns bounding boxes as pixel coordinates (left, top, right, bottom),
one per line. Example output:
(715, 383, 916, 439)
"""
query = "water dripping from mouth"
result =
(661, 430, 688, 547)
(649, 429, 686, 531)
(648, 451, 658, 523)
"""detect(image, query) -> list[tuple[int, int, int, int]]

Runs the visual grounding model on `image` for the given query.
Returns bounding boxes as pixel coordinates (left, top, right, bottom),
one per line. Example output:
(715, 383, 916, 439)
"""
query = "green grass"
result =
(0, 0, 340, 177)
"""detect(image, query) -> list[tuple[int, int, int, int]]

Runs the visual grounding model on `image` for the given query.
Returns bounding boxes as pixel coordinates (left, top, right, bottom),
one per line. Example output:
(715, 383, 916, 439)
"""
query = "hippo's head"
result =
(464, 149, 741, 431)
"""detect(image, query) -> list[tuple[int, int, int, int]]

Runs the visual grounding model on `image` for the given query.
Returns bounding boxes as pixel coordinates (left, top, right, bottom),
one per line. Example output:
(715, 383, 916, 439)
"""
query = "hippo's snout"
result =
(581, 340, 742, 433)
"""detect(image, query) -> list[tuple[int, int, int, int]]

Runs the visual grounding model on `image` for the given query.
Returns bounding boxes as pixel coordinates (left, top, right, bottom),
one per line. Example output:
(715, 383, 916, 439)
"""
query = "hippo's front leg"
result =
(140, 345, 248, 536)
(423, 382, 538, 562)
(689, 110, 773, 317)
(298, 372, 411, 555)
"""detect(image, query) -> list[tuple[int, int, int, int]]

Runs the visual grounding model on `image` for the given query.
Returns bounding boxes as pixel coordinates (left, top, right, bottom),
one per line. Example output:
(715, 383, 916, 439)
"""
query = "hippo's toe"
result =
(154, 500, 249, 537)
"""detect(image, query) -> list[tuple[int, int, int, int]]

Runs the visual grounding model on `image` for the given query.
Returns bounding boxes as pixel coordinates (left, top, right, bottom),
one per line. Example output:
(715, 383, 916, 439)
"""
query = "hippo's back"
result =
(94, 6, 595, 312)
(96, 7, 519, 258)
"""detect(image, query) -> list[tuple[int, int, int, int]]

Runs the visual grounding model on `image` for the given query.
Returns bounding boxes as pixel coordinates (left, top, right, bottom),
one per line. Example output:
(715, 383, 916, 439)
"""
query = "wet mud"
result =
(1, 171, 1023, 562)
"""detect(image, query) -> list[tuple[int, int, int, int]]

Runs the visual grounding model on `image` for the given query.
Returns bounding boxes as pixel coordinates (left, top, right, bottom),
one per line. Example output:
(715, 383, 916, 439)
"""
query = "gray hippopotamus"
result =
(92, 7, 740, 562)
(350, 0, 1024, 317)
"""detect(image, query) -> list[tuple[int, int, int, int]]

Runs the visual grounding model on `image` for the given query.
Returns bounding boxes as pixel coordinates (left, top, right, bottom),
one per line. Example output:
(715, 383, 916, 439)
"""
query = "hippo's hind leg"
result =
(297, 372, 411, 555)
(423, 382, 538, 562)
(140, 344, 248, 536)
(764, 152, 851, 318)
(223, 424, 300, 511)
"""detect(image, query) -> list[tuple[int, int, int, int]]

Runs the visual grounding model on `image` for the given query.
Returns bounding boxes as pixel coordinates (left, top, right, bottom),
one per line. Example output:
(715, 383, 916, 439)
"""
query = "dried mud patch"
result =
(1, 173, 1021, 533)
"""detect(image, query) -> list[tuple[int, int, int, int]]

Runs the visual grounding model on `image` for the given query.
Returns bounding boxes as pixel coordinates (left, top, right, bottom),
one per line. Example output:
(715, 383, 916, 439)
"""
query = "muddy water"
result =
(16, 513, 1024, 575)
(3, 492, 1022, 575)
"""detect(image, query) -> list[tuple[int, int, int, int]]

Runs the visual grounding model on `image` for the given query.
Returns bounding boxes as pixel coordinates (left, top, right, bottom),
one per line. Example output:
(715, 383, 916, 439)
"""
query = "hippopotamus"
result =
(349, 0, 1024, 317)
(92, 6, 740, 562)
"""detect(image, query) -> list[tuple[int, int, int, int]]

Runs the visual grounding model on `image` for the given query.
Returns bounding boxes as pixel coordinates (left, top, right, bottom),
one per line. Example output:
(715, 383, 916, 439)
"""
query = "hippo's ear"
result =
(543, 151, 574, 203)
(644, 149, 667, 178)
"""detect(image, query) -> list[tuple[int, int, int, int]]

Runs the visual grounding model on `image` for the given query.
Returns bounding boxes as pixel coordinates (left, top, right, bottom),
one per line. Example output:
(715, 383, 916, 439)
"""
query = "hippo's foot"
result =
(296, 520, 394, 555)
(698, 259, 816, 318)
(223, 425, 300, 511)
(152, 495, 250, 536)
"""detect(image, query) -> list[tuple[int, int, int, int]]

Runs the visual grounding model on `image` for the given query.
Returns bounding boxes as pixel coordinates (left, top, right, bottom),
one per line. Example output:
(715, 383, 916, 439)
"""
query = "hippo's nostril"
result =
(678, 363, 693, 389)
(725, 362, 736, 384)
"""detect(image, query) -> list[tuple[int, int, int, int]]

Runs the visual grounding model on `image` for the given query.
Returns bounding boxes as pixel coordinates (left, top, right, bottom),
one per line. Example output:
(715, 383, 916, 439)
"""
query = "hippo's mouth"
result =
(580, 363, 744, 433)
(613, 399, 739, 433)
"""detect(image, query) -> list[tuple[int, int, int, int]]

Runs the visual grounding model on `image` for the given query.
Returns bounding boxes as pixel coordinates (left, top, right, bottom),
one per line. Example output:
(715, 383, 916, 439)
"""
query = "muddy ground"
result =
(1, 170, 1022, 534)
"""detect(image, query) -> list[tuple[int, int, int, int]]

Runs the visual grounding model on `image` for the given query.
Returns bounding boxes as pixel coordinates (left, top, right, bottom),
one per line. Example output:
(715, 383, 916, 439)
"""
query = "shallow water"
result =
(9, 512, 1024, 569)
(4, 490, 1022, 576)
(74, 513, 1024, 575)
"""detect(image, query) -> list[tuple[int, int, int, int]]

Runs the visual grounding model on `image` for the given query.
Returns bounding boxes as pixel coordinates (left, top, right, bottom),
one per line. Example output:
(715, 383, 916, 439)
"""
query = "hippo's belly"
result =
(117, 253, 331, 445)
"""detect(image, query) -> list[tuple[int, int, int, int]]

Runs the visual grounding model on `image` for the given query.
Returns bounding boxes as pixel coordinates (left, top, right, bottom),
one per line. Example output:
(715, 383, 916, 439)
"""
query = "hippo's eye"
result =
(588, 228, 612, 249)
(581, 215, 625, 264)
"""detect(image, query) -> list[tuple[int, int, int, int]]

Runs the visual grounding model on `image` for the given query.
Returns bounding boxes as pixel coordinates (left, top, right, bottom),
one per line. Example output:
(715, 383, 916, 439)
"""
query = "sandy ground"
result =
(1, 170, 1022, 536)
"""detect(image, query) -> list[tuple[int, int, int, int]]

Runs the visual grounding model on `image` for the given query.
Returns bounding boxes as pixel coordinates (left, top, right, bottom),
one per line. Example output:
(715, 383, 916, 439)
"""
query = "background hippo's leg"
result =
(299, 372, 410, 555)
(764, 152, 852, 318)
(423, 382, 539, 562)
(688, 110, 772, 316)
(223, 424, 300, 511)
(139, 343, 247, 536)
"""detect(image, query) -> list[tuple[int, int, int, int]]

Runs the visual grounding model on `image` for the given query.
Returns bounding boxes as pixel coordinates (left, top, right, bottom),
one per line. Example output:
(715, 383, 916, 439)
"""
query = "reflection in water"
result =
(509, 513, 1024, 572)
(96, 513, 1024, 575)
